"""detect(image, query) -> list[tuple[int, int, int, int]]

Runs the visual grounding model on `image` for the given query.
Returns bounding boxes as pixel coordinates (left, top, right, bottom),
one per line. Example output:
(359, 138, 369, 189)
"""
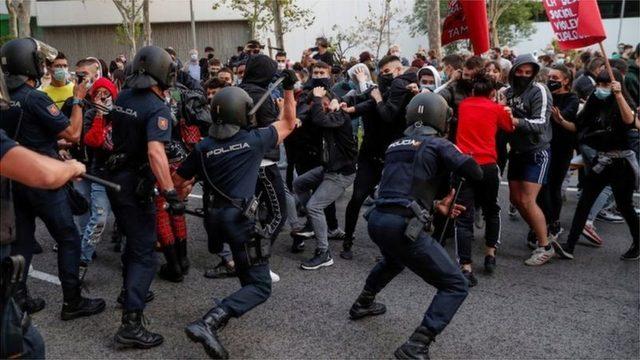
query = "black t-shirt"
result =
(0, 84, 70, 157)
(313, 51, 334, 66)
(576, 93, 633, 152)
(177, 127, 277, 201)
(550, 92, 579, 148)
(110, 89, 172, 168)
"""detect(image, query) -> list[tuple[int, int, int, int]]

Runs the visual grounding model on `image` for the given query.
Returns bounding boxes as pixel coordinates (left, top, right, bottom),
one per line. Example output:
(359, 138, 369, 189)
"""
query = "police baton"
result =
(248, 76, 285, 116)
(438, 178, 465, 245)
(81, 174, 121, 192)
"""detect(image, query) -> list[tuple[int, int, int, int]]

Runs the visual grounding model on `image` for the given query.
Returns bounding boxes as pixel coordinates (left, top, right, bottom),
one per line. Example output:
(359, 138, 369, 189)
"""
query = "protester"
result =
(41, 52, 73, 108)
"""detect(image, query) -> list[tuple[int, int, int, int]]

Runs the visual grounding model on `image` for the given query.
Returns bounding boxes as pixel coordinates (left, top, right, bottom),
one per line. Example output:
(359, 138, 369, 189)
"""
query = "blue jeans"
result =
(106, 171, 157, 311)
(73, 179, 91, 235)
(80, 183, 111, 263)
(364, 208, 468, 335)
(204, 207, 271, 317)
(587, 186, 613, 222)
(11, 183, 81, 301)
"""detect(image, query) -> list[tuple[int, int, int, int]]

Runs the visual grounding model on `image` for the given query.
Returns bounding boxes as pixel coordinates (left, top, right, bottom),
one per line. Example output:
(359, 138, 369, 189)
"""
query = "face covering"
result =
(311, 77, 332, 89)
(547, 80, 562, 92)
(53, 68, 67, 82)
(207, 53, 214, 60)
(594, 87, 611, 100)
(512, 75, 532, 93)
(377, 73, 394, 92)
(277, 62, 286, 71)
(293, 82, 303, 91)
(556, 58, 565, 65)
(420, 84, 436, 92)
(190, 54, 198, 61)
(102, 96, 113, 111)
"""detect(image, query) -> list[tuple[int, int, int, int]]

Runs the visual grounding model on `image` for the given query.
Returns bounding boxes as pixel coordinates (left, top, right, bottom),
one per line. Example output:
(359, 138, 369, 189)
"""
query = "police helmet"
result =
(0, 38, 58, 89)
(208, 86, 254, 139)
(126, 46, 176, 90)
(405, 92, 452, 136)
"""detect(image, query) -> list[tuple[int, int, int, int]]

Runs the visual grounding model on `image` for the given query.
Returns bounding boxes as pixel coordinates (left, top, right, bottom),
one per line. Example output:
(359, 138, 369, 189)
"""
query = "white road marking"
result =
(499, 181, 639, 197)
(188, 194, 202, 199)
(29, 268, 61, 285)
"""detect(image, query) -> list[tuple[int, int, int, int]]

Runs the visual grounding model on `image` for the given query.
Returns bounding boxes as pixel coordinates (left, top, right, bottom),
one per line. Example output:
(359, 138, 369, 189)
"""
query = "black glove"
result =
(281, 69, 297, 90)
(163, 189, 185, 216)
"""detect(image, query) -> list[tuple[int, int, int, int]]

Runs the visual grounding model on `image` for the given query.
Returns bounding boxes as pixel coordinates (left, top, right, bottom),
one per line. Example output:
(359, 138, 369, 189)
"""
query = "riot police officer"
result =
(106, 45, 183, 349)
(0, 38, 106, 319)
(173, 70, 297, 359)
(348, 93, 483, 360)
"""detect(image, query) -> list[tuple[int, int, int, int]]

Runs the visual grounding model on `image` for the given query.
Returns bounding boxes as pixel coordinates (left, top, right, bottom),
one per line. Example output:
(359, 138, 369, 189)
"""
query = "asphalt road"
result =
(25, 183, 639, 359)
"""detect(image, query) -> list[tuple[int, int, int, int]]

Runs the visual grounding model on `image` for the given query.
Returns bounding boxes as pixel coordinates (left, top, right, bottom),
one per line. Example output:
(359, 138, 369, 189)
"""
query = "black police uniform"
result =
(176, 126, 277, 316)
(362, 134, 470, 336)
(0, 84, 83, 302)
(106, 88, 172, 311)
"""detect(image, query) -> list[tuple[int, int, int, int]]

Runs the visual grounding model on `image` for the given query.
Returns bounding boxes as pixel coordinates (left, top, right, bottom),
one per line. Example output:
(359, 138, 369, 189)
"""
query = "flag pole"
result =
(598, 42, 616, 81)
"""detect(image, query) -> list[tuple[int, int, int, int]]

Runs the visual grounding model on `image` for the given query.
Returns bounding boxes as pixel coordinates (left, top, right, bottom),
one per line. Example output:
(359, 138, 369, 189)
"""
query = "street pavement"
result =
(24, 183, 639, 359)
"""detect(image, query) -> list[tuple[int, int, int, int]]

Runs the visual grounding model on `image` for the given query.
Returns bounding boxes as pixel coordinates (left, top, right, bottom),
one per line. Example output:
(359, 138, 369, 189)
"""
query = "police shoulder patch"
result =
(47, 103, 60, 116)
(157, 116, 169, 130)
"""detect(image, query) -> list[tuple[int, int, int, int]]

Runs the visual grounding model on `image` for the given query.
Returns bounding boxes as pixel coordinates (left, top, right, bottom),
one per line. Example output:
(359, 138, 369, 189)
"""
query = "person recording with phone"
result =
(302, 37, 334, 68)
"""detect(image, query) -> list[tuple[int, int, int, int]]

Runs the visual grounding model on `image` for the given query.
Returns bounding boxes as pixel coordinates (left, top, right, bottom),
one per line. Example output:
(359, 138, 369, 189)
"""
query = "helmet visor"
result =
(32, 39, 58, 63)
(0, 70, 10, 110)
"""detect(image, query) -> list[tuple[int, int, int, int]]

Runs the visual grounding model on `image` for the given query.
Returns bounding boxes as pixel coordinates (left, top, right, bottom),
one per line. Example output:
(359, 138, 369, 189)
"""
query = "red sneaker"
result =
(582, 223, 603, 247)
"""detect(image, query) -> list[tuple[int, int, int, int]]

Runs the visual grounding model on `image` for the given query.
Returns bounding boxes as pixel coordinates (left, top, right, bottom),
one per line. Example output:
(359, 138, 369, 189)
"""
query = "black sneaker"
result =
(15, 288, 46, 315)
(551, 241, 574, 260)
(461, 269, 478, 287)
(300, 249, 334, 270)
(484, 255, 496, 274)
(204, 261, 237, 279)
(61, 296, 106, 321)
(117, 288, 155, 305)
(621, 244, 639, 261)
(340, 249, 353, 260)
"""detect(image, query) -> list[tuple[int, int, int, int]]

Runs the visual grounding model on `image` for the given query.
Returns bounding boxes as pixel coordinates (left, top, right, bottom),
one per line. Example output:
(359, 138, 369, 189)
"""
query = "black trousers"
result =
(538, 142, 574, 225)
(344, 155, 385, 240)
(566, 159, 639, 251)
(454, 163, 502, 264)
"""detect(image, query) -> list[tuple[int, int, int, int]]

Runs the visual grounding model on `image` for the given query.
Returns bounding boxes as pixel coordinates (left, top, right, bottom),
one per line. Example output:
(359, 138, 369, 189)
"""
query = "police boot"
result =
(394, 326, 435, 360)
(349, 289, 386, 320)
(158, 244, 184, 283)
(14, 285, 46, 315)
(60, 288, 106, 321)
(176, 238, 190, 275)
(117, 288, 155, 305)
(115, 310, 164, 349)
(185, 304, 231, 359)
(340, 236, 355, 260)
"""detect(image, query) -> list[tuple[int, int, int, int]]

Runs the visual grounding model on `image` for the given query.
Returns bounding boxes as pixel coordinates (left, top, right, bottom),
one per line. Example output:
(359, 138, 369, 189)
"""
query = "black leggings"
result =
(538, 143, 574, 225)
(566, 159, 639, 250)
(344, 156, 385, 241)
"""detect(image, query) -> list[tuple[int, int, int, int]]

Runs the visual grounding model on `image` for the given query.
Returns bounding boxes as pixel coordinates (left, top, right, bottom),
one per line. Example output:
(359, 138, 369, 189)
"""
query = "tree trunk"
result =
(143, 0, 151, 46)
(6, 0, 18, 37)
(130, 0, 137, 57)
(425, 0, 441, 58)
(17, 0, 30, 37)
(272, 0, 284, 50)
(490, 19, 499, 48)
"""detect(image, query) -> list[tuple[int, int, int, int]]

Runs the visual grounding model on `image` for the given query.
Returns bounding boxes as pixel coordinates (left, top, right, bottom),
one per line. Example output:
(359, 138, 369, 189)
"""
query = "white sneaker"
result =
(474, 209, 485, 229)
(524, 246, 555, 266)
(269, 270, 280, 283)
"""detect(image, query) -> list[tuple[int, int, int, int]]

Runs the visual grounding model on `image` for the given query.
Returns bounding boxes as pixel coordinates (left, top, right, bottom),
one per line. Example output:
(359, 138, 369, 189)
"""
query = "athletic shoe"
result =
(524, 246, 555, 266)
(461, 269, 478, 287)
(269, 270, 280, 283)
(484, 255, 496, 274)
(526, 231, 537, 250)
(300, 249, 334, 270)
(327, 228, 347, 240)
(474, 209, 485, 230)
(620, 244, 639, 261)
(551, 241, 574, 260)
(508, 204, 518, 219)
(203, 261, 236, 279)
(597, 209, 624, 223)
(548, 222, 564, 242)
(581, 223, 604, 247)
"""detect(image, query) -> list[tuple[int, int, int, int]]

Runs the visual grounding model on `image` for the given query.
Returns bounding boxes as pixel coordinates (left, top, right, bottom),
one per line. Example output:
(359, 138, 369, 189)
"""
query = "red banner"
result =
(441, 0, 490, 55)
(543, 0, 606, 50)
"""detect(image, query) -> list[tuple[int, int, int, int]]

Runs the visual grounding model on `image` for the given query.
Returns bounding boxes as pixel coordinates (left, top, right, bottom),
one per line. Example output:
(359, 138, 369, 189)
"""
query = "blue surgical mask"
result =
(594, 87, 611, 100)
(420, 84, 436, 92)
(53, 68, 67, 82)
(440, 71, 448, 82)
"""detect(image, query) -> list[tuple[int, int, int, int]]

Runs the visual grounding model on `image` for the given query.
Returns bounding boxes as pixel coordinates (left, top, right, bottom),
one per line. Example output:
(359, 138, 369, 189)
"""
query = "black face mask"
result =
(207, 53, 214, 59)
(547, 80, 562, 92)
(377, 73, 393, 92)
(310, 77, 332, 89)
(513, 75, 532, 93)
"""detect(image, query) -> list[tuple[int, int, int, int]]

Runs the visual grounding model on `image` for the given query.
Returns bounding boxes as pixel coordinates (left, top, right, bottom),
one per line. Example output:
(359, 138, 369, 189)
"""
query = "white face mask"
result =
(293, 82, 302, 90)
(277, 62, 286, 71)
(190, 54, 198, 61)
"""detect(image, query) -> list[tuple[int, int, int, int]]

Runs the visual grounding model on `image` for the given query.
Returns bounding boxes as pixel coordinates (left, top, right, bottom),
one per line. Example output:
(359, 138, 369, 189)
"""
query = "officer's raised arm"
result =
(271, 69, 297, 144)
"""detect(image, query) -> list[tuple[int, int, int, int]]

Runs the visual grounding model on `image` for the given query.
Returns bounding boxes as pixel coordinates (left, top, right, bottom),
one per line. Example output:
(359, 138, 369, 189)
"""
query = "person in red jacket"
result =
(453, 73, 514, 286)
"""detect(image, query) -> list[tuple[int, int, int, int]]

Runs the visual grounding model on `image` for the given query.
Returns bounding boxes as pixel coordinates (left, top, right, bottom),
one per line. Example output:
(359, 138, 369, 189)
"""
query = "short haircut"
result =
(237, 46, 244, 52)
(550, 64, 574, 87)
(312, 61, 331, 70)
(579, 51, 591, 65)
(484, 60, 502, 72)
(316, 37, 329, 48)
(275, 51, 287, 58)
(464, 56, 485, 71)
(205, 46, 214, 52)
(76, 58, 97, 68)
(442, 54, 463, 70)
(472, 73, 495, 97)
(204, 78, 228, 89)
(164, 47, 177, 56)
(587, 57, 606, 73)
(609, 58, 628, 75)
(378, 55, 401, 69)
(208, 58, 222, 66)
(47, 52, 67, 66)
(217, 67, 234, 77)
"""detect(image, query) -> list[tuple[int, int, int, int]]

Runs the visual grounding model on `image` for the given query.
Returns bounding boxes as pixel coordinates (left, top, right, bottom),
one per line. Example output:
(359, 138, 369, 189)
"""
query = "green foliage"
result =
(114, 23, 142, 46)
(496, 0, 542, 47)
(405, 0, 447, 37)
(0, 35, 16, 46)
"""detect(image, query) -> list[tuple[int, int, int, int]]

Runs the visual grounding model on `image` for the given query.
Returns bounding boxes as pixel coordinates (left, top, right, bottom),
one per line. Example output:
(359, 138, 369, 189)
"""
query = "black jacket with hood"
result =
(505, 54, 553, 153)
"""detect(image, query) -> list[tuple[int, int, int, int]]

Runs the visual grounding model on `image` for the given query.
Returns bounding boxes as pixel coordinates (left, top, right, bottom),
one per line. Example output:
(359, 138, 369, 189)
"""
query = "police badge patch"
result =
(47, 104, 60, 116)
(158, 116, 169, 130)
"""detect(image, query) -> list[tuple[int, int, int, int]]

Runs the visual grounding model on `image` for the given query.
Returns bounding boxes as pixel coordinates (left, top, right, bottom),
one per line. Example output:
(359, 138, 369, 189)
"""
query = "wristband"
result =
(72, 97, 84, 107)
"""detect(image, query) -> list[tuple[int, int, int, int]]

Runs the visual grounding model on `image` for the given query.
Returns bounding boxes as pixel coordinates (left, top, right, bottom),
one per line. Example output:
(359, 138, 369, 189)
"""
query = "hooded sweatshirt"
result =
(505, 54, 552, 153)
(239, 54, 279, 160)
(416, 65, 441, 90)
